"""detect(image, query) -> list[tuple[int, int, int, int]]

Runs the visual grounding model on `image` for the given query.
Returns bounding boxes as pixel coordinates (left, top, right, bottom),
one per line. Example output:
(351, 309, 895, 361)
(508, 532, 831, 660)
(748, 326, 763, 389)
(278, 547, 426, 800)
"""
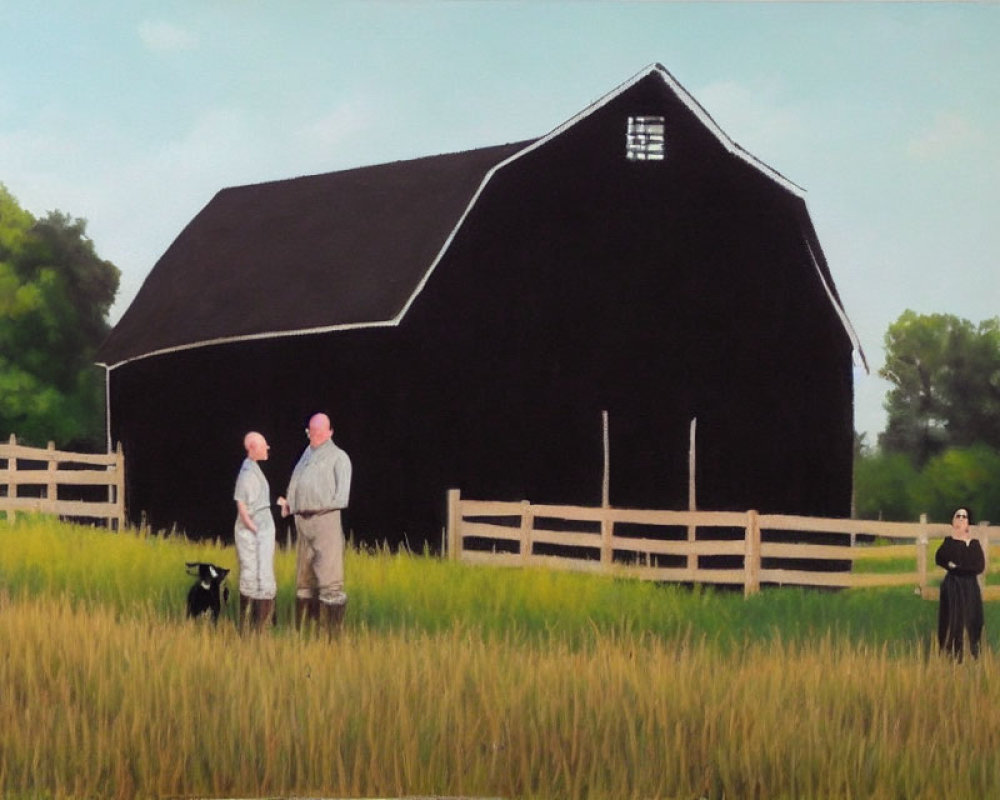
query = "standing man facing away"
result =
(278, 412, 352, 634)
(234, 431, 278, 631)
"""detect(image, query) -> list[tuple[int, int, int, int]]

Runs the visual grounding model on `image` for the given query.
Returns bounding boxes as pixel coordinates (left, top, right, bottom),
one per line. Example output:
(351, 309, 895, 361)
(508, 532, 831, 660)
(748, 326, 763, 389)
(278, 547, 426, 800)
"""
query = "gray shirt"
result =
(286, 439, 352, 513)
(234, 457, 272, 524)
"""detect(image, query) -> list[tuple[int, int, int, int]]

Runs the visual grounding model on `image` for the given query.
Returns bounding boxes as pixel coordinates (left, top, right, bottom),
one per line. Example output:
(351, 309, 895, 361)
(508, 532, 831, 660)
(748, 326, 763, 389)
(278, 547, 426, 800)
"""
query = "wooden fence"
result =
(0, 434, 125, 529)
(446, 489, 1000, 599)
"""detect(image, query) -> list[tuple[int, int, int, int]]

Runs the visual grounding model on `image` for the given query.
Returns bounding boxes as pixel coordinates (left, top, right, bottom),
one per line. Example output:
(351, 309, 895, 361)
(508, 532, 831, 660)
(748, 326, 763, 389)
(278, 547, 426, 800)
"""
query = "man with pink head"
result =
(278, 412, 352, 634)
(234, 431, 277, 630)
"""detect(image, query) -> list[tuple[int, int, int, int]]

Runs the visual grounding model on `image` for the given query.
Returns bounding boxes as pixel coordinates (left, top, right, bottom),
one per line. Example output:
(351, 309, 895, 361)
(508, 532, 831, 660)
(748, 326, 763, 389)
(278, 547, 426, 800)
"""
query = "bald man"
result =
(278, 412, 352, 634)
(234, 431, 278, 630)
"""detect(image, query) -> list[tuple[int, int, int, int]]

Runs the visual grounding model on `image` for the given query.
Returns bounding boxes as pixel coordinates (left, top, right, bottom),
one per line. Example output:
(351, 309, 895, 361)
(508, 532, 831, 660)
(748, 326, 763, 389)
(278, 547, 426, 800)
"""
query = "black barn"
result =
(97, 64, 864, 547)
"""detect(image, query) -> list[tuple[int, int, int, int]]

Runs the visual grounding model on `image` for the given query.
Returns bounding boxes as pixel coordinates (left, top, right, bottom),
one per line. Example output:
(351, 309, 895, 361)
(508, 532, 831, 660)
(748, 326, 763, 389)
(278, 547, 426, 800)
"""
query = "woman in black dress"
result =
(935, 506, 985, 660)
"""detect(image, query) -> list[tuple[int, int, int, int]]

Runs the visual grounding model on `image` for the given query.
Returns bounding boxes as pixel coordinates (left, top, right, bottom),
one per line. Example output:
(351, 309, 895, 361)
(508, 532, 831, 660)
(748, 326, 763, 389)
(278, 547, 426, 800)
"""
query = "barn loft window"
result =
(626, 116, 665, 161)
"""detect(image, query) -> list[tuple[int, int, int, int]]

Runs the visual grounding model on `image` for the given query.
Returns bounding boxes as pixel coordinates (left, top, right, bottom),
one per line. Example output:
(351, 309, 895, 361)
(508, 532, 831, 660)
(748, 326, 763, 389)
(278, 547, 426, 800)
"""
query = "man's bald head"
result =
(306, 413, 333, 449)
(244, 431, 270, 461)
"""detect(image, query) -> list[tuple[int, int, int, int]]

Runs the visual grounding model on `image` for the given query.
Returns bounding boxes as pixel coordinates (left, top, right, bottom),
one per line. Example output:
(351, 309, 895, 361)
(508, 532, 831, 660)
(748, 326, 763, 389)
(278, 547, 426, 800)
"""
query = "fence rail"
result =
(0, 434, 125, 529)
(446, 489, 999, 599)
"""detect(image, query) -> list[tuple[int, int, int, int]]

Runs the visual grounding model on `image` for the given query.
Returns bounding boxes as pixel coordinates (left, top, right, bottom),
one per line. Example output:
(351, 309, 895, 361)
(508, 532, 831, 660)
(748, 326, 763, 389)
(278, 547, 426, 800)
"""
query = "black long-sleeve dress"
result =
(935, 536, 985, 660)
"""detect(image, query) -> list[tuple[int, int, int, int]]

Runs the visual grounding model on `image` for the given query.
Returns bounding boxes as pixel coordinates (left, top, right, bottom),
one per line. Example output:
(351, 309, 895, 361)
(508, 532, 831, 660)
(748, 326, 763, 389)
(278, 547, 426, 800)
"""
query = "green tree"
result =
(853, 448, 919, 521)
(912, 444, 1000, 526)
(879, 310, 1000, 465)
(0, 184, 119, 448)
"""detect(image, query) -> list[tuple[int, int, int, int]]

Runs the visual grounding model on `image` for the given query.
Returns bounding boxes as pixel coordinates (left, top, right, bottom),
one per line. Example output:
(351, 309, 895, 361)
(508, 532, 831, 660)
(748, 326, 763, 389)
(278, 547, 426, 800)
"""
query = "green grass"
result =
(3, 516, 1000, 799)
(0, 514, 953, 650)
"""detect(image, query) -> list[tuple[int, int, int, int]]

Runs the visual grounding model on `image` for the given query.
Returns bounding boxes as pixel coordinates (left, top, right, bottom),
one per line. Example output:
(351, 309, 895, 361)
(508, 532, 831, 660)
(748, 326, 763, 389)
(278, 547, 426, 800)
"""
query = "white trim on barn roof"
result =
(511, 63, 805, 196)
(803, 235, 868, 372)
(101, 64, 864, 371)
(397, 63, 826, 333)
(395, 63, 865, 369)
(97, 318, 396, 370)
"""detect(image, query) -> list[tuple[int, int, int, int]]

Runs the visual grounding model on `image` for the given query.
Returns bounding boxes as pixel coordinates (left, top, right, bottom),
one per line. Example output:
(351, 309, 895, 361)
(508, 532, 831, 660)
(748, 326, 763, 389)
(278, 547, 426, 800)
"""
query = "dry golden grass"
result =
(4, 517, 1000, 798)
(2, 589, 1000, 799)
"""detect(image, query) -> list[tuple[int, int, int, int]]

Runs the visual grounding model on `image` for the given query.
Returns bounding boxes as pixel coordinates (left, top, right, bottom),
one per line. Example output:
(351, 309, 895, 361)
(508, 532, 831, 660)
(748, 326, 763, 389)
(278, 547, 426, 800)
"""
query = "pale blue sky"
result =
(2, 2, 998, 439)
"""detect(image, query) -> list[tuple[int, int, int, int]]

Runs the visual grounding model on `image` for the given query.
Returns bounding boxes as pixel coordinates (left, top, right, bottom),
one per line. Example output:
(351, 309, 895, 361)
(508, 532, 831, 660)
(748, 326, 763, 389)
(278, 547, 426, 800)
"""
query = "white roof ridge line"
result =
(645, 62, 806, 197)
(391, 148, 528, 324)
(99, 319, 398, 371)
(395, 63, 807, 326)
(102, 65, 829, 368)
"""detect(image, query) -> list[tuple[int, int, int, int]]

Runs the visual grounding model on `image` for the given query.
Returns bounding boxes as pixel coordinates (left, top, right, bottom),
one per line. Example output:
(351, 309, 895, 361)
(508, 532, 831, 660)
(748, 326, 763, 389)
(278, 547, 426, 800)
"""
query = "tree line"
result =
(855, 310, 1000, 524)
(0, 184, 119, 449)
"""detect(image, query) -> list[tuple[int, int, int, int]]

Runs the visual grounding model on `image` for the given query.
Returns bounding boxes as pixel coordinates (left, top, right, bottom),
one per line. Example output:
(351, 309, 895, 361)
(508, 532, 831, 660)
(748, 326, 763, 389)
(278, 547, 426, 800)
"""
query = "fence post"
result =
(744, 509, 760, 597)
(520, 500, 534, 564)
(2, 434, 14, 523)
(600, 507, 614, 568)
(446, 489, 461, 560)
(916, 513, 929, 598)
(45, 441, 58, 515)
(112, 442, 125, 530)
(978, 521, 990, 592)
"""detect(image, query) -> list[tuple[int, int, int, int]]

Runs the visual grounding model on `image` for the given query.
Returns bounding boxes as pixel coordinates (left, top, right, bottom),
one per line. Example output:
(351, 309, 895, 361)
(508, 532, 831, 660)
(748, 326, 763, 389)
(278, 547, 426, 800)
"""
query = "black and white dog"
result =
(185, 562, 231, 622)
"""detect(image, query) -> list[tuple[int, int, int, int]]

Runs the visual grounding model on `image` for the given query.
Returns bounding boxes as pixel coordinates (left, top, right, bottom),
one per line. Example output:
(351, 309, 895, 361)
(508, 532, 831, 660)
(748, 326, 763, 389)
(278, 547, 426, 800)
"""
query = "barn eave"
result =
(96, 317, 400, 371)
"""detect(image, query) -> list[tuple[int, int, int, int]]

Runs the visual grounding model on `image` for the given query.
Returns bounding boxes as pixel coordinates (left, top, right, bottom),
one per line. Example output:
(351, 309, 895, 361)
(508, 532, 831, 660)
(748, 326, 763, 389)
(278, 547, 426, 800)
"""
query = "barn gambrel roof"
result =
(97, 63, 865, 370)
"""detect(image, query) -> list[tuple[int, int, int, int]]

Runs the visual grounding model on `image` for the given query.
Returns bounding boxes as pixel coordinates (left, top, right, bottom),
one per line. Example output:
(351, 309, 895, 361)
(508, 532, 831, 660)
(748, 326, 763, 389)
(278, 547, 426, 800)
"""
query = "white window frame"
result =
(626, 116, 665, 161)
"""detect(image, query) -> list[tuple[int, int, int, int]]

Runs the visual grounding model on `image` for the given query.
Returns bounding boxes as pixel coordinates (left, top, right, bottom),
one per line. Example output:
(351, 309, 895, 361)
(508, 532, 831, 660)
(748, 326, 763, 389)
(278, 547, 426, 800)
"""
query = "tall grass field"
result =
(2, 516, 1000, 799)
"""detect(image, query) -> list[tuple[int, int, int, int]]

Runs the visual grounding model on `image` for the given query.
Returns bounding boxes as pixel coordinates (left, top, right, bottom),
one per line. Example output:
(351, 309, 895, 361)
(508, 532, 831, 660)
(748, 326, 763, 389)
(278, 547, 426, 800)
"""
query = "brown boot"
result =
(238, 593, 254, 632)
(254, 598, 275, 631)
(331, 601, 346, 633)
(295, 597, 320, 631)
(318, 600, 346, 637)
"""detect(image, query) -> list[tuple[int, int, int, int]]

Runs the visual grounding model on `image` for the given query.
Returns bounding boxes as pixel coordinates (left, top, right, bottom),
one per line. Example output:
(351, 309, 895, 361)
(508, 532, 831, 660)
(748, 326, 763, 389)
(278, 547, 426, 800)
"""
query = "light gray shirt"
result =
(234, 457, 274, 530)
(286, 439, 352, 514)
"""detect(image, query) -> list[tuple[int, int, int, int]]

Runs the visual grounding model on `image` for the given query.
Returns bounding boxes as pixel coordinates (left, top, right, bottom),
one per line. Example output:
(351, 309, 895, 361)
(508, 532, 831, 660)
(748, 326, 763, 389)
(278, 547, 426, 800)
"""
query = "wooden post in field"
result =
(687, 417, 697, 572)
(446, 488, 461, 560)
(744, 509, 760, 596)
(600, 410, 613, 568)
(601, 410, 610, 508)
(519, 500, 534, 565)
(978, 521, 990, 592)
(916, 513, 929, 598)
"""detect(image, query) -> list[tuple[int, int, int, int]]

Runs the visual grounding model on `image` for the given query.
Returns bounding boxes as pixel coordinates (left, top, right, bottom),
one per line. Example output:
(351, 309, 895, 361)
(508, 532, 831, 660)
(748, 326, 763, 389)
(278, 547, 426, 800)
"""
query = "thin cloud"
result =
(907, 112, 987, 161)
(138, 20, 199, 53)
(292, 102, 373, 153)
(696, 78, 805, 168)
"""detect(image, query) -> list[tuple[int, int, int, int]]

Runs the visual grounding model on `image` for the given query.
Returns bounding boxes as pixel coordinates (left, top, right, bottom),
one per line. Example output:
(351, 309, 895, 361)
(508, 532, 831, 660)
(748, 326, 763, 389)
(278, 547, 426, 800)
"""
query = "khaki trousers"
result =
(294, 510, 347, 605)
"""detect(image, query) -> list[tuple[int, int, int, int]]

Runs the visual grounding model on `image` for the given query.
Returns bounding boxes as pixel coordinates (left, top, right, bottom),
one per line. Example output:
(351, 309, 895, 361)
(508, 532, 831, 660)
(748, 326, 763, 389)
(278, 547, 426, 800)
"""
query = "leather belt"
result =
(297, 509, 337, 519)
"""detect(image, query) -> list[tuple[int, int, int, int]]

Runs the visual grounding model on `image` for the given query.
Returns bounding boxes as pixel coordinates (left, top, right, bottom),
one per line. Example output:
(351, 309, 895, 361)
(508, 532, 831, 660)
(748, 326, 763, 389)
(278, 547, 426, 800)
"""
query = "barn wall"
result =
(400, 73, 854, 519)
(110, 326, 436, 543)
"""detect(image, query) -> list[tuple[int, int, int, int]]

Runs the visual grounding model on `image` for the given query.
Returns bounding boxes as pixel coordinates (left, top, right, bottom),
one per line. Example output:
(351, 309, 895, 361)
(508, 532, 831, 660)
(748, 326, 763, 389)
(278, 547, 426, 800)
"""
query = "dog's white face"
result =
(200, 564, 220, 589)
(187, 562, 229, 585)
